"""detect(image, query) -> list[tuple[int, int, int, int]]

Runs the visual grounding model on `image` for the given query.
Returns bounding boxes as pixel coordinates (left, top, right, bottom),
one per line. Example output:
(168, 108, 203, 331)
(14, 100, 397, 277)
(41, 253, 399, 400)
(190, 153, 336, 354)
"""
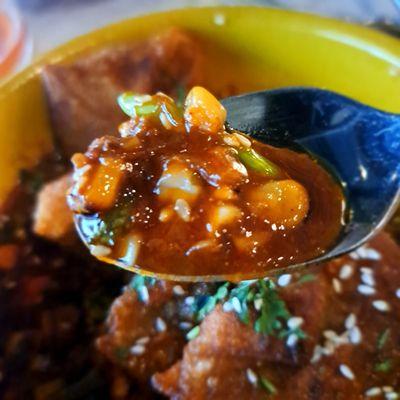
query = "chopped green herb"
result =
(377, 328, 390, 350)
(196, 282, 229, 321)
(129, 275, 156, 293)
(297, 274, 316, 284)
(253, 280, 290, 336)
(259, 375, 277, 395)
(186, 325, 200, 340)
(238, 148, 280, 178)
(91, 204, 131, 246)
(191, 279, 305, 340)
(374, 359, 392, 373)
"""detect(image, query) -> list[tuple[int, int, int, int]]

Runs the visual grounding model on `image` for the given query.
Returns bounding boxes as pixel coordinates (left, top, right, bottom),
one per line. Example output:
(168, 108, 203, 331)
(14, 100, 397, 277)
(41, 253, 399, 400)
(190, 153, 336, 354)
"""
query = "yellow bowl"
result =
(1, 6, 400, 206)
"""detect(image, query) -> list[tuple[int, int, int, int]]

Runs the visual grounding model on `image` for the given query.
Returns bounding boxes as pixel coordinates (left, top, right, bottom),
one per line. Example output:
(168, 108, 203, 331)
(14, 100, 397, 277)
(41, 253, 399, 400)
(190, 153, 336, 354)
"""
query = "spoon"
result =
(221, 87, 400, 272)
(75, 87, 400, 281)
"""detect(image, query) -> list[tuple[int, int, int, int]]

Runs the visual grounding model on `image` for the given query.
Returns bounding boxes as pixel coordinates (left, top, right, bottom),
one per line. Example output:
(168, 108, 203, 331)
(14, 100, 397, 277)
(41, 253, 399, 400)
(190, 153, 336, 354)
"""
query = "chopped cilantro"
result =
(196, 282, 229, 321)
(90, 204, 131, 246)
(377, 328, 390, 350)
(129, 275, 156, 302)
(190, 279, 306, 340)
(259, 375, 277, 395)
(253, 280, 290, 335)
(374, 359, 392, 373)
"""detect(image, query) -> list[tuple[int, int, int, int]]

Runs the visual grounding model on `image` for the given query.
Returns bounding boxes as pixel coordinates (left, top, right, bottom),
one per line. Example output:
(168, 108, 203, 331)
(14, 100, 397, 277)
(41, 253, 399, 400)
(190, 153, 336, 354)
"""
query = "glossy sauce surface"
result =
(69, 88, 345, 279)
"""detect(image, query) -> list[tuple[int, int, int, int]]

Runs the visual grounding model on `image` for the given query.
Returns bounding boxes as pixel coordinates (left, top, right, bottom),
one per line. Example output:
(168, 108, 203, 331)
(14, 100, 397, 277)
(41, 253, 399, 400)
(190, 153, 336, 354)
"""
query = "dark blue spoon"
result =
(222, 88, 400, 270)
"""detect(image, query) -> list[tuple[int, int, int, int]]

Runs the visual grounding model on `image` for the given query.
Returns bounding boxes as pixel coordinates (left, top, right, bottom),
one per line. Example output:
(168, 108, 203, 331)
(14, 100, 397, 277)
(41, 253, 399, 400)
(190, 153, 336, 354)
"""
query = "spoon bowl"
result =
(75, 88, 400, 282)
(222, 87, 400, 272)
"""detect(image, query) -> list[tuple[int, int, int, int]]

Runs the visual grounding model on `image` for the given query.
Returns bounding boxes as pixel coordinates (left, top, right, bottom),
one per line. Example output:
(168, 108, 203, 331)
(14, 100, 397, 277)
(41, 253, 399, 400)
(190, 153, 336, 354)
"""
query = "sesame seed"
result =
(385, 393, 399, 400)
(372, 300, 391, 312)
(361, 272, 375, 287)
(246, 368, 258, 385)
(254, 298, 263, 311)
(396, 288, 400, 299)
(207, 376, 218, 388)
(233, 132, 252, 148)
(213, 13, 226, 26)
(185, 296, 195, 306)
(223, 301, 234, 312)
(286, 333, 299, 347)
(344, 313, 356, 330)
(135, 336, 150, 345)
(277, 274, 292, 287)
(310, 345, 323, 363)
(173, 285, 185, 296)
(383, 387, 394, 393)
(339, 364, 355, 380)
(231, 297, 242, 313)
(360, 267, 373, 275)
(130, 344, 145, 355)
(89, 244, 111, 257)
(179, 321, 193, 330)
(349, 251, 360, 260)
(223, 135, 240, 147)
(365, 387, 382, 397)
(139, 286, 150, 303)
(332, 278, 342, 293)
(356, 246, 381, 260)
(357, 284, 376, 295)
(348, 326, 362, 344)
(336, 333, 350, 345)
(339, 264, 354, 280)
(155, 317, 167, 332)
(287, 316, 304, 330)
(322, 342, 335, 356)
(323, 330, 338, 340)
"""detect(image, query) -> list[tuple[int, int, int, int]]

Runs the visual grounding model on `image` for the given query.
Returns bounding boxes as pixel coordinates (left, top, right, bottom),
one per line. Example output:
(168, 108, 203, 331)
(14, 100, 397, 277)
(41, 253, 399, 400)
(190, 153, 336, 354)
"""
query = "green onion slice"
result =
(118, 92, 159, 118)
(238, 148, 280, 178)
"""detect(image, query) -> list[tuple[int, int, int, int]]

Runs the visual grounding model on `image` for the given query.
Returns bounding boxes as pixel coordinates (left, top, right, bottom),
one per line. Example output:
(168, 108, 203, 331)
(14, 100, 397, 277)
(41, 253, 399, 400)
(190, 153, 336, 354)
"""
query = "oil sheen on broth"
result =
(68, 87, 345, 279)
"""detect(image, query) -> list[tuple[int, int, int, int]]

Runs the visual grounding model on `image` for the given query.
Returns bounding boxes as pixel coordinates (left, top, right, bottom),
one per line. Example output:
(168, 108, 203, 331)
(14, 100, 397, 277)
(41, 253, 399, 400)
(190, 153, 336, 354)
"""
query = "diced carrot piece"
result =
(184, 86, 226, 134)
(0, 244, 18, 270)
(84, 158, 124, 211)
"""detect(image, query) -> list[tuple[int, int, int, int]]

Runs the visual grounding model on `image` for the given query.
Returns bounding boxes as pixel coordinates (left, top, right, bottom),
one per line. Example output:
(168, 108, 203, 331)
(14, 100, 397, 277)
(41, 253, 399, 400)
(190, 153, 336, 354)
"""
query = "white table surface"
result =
(21, 0, 400, 57)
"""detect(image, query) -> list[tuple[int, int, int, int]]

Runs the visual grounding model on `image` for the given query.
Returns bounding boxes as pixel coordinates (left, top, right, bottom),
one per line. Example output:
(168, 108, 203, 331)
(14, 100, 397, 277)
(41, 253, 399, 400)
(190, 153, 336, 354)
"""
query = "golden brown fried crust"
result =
(42, 28, 205, 157)
(96, 281, 187, 384)
(33, 173, 74, 243)
(152, 233, 400, 399)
